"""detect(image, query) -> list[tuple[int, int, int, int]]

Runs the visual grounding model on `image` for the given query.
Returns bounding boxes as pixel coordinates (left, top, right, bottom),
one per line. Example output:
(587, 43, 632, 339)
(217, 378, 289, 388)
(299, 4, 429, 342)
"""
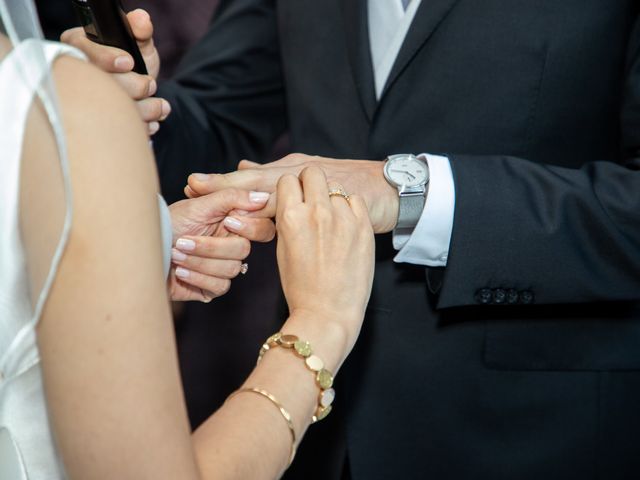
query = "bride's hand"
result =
(168, 189, 276, 302)
(276, 167, 375, 355)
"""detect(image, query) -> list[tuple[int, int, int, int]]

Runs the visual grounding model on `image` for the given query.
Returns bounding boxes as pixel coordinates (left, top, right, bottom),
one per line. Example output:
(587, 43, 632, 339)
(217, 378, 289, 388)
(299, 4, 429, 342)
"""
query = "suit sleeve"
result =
(435, 20, 640, 309)
(153, 0, 286, 203)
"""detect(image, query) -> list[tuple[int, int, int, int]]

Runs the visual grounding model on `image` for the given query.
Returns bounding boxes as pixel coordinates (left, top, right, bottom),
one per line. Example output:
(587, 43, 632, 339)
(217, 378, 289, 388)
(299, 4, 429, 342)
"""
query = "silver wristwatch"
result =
(383, 154, 430, 229)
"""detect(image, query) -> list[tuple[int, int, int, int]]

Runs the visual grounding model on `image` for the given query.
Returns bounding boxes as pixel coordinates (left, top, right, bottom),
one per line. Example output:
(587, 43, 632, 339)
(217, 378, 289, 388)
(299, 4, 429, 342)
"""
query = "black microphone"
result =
(70, 0, 148, 75)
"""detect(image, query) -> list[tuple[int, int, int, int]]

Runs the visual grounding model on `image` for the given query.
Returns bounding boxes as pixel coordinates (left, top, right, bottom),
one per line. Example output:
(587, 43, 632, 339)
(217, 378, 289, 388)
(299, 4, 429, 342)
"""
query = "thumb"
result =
(238, 159, 261, 170)
(127, 9, 154, 43)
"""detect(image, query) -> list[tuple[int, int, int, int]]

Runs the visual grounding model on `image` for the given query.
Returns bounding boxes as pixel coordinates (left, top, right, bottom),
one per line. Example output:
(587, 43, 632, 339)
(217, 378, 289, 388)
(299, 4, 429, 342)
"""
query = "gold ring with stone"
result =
(328, 186, 350, 202)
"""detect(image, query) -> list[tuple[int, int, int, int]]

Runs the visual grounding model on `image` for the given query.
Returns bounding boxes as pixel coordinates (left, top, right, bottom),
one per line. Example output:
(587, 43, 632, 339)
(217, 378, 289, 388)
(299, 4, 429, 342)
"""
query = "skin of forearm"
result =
(192, 312, 352, 480)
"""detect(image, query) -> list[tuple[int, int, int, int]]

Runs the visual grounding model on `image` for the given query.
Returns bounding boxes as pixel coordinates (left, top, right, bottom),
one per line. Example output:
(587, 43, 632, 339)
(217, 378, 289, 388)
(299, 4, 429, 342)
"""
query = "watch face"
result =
(384, 155, 429, 187)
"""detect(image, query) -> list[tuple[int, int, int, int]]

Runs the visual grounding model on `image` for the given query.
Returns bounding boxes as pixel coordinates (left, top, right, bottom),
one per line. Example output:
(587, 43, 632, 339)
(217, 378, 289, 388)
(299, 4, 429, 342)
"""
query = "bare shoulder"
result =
(51, 54, 160, 226)
(52, 54, 156, 181)
(21, 51, 162, 303)
(52, 54, 140, 127)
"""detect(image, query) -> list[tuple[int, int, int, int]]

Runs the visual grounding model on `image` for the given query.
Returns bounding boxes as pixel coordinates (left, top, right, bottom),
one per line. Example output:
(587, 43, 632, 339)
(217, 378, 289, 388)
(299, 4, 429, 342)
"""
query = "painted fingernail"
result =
(160, 99, 171, 119)
(224, 217, 244, 230)
(250, 191, 270, 203)
(176, 238, 196, 251)
(175, 267, 190, 279)
(114, 56, 134, 70)
(149, 121, 160, 135)
(171, 248, 187, 262)
(192, 173, 210, 182)
(148, 79, 157, 96)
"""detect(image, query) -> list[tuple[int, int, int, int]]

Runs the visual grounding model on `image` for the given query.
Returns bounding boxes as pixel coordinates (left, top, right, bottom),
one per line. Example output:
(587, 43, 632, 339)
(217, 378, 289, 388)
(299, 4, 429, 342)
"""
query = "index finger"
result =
(61, 27, 135, 73)
(276, 174, 303, 222)
(239, 193, 277, 219)
(299, 166, 331, 206)
(187, 169, 278, 197)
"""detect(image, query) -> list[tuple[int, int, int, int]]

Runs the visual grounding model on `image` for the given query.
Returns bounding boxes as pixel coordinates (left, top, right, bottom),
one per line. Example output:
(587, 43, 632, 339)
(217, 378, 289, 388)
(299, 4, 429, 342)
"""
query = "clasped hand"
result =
(185, 153, 400, 234)
(168, 189, 275, 303)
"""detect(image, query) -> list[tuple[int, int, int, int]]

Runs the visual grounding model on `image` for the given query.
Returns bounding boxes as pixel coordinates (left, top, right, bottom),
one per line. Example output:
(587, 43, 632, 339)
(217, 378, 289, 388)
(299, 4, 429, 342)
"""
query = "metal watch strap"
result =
(397, 192, 425, 229)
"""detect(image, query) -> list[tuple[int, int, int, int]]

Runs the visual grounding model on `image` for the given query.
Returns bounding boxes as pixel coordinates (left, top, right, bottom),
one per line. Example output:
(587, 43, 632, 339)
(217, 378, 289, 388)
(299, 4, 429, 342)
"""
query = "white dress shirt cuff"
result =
(393, 154, 455, 267)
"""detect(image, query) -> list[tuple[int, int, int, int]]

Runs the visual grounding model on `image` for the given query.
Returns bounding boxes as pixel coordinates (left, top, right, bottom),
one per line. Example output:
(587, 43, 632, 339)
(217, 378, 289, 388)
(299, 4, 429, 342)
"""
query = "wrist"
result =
(283, 308, 356, 372)
(373, 161, 400, 234)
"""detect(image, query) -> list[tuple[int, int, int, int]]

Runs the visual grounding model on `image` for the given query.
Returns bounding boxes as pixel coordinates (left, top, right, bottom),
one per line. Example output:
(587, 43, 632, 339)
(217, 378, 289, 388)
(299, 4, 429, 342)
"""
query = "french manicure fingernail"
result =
(114, 56, 134, 70)
(149, 121, 160, 135)
(175, 267, 190, 279)
(250, 191, 270, 203)
(224, 217, 244, 230)
(148, 79, 157, 96)
(171, 248, 187, 262)
(192, 173, 210, 182)
(176, 238, 196, 251)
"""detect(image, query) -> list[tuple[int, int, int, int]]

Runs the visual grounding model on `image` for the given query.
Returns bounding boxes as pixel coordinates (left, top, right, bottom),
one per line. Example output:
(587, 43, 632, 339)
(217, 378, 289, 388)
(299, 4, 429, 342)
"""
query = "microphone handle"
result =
(71, 0, 148, 75)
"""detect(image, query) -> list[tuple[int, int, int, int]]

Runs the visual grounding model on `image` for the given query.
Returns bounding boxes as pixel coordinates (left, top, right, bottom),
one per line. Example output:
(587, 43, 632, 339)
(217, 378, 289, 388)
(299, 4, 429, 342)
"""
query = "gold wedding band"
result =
(240, 263, 249, 275)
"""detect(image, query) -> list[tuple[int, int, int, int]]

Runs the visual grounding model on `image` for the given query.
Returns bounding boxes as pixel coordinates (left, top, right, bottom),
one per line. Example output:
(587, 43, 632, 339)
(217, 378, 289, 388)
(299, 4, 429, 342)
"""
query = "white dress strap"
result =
(0, 40, 85, 382)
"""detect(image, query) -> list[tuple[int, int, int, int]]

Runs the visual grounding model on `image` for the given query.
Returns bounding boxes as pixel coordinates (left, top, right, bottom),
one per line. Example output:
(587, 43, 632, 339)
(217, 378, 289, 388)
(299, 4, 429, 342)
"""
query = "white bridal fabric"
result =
(0, 4, 172, 478)
(0, 38, 82, 480)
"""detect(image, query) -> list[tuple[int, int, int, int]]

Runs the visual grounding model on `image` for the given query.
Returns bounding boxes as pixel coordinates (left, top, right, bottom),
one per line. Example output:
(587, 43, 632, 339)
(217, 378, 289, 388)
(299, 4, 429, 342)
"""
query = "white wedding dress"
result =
(0, 38, 172, 479)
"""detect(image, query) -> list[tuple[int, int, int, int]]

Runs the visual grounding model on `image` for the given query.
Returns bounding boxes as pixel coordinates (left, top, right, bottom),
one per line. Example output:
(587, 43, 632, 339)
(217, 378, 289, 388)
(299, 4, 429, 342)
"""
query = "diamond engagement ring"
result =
(240, 263, 249, 275)
(328, 186, 350, 202)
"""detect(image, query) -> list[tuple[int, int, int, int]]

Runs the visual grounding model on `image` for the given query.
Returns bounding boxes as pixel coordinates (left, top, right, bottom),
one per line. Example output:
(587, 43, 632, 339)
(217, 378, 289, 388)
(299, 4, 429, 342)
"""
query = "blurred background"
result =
(36, 0, 218, 78)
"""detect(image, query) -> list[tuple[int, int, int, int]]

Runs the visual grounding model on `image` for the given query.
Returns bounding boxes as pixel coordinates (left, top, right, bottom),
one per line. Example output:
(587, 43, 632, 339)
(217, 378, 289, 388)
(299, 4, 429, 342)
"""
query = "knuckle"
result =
(277, 174, 290, 186)
(300, 164, 320, 179)
(238, 238, 251, 258)
(227, 262, 242, 277)
(221, 188, 239, 203)
(211, 173, 227, 189)
(283, 153, 300, 164)
(200, 238, 217, 255)
(139, 99, 161, 122)
(62, 29, 83, 46)
(306, 161, 321, 171)
(281, 207, 299, 226)
(277, 174, 298, 191)
(131, 77, 152, 99)
(213, 279, 231, 297)
(187, 255, 204, 270)
(95, 49, 117, 68)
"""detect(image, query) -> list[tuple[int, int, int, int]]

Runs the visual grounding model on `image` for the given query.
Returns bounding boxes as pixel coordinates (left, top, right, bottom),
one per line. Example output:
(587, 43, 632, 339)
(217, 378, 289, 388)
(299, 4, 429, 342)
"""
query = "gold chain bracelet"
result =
(258, 332, 335, 422)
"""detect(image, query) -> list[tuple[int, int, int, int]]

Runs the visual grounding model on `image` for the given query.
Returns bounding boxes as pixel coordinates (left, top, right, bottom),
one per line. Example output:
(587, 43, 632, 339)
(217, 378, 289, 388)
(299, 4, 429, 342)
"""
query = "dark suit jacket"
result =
(155, 1, 640, 478)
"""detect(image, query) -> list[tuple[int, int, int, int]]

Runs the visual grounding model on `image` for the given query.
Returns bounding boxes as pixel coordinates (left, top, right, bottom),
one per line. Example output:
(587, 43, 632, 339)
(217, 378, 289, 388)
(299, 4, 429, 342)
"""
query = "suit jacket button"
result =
(475, 288, 493, 304)
(493, 288, 506, 304)
(520, 290, 535, 304)
(506, 289, 519, 304)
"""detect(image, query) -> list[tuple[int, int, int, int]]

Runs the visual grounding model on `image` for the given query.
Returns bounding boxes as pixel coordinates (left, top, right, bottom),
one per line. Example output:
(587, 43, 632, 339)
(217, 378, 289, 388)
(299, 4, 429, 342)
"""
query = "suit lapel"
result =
(379, 0, 461, 101)
(341, 0, 376, 121)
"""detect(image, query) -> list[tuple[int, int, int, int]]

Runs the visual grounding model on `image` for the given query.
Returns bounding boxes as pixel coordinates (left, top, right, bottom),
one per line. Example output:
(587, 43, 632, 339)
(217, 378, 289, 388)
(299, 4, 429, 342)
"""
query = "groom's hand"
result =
(185, 154, 400, 234)
(60, 9, 170, 135)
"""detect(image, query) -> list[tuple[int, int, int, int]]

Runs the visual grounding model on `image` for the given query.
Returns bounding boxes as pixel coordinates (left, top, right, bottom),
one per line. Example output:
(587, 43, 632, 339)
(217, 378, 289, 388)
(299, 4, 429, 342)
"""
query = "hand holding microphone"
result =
(61, 4, 170, 135)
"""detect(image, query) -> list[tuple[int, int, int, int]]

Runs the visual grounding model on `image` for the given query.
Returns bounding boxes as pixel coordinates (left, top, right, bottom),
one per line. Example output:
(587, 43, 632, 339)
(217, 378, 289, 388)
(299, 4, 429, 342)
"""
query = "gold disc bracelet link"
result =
(258, 332, 336, 423)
